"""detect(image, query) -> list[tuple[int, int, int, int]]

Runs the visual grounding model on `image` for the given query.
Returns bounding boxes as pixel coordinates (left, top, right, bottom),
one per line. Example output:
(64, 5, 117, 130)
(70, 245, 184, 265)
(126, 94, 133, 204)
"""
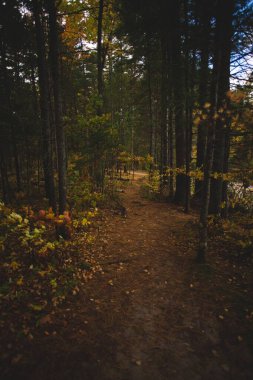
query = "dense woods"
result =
(0, 0, 253, 378)
(1, 0, 252, 231)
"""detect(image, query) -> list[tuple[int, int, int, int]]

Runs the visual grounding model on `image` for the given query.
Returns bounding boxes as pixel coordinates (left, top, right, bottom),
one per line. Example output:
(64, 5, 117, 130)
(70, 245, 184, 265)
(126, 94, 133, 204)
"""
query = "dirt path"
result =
(6, 173, 253, 380)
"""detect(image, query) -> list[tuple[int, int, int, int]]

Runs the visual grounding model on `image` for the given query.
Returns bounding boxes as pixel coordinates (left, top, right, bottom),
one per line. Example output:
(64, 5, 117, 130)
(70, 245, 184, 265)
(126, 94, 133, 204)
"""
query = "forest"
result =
(0, 0, 253, 379)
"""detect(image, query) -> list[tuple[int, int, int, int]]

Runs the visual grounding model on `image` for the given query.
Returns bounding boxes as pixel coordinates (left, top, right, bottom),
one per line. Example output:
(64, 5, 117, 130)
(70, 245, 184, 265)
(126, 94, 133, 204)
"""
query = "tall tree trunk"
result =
(30, 61, 39, 116)
(146, 46, 155, 162)
(13, 52, 22, 191)
(93, 0, 105, 189)
(197, 0, 234, 262)
(32, 0, 56, 210)
(195, 2, 211, 198)
(0, 145, 10, 203)
(48, 0, 67, 214)
(97, 0, 104, 111)
(168, 106, 174, 198)
(209, 0, 234, 215)
(172, 0, 186, 204)
(11, 124, 21, 191)
(221, 126, 230, 218)
(160, 35, 168, 189)
(0, 36, 21, 192)
(166, 37, 174, 199)
(184, 0, 192, 213)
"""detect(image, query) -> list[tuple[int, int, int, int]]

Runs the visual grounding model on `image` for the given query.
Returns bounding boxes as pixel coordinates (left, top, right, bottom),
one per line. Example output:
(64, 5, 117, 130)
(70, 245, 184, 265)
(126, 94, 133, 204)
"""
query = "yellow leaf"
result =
(45, 213, 55, 220)
(50, 279, 57, 288)
(82, 218, 90, 226)
(29, 304, 44, 311)
(38, 271, 48, 277)
(194, 116, 201, 126)
(16, 277, 24, 286)
(10, 261, 20, 270)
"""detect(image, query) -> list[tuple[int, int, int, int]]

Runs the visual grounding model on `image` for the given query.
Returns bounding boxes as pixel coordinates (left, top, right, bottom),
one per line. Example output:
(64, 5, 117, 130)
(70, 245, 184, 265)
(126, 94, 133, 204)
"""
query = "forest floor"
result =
(2, 172, 253, 380)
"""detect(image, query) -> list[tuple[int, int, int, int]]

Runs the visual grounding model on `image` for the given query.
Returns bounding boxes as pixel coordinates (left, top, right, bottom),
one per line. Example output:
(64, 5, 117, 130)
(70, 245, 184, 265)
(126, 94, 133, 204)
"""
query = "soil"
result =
(2, 172, 253, 380)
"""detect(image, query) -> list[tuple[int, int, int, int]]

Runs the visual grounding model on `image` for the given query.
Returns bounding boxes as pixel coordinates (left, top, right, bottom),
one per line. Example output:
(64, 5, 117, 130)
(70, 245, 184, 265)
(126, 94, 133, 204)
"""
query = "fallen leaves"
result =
(11, 354, 23, 365)
(29, 303, 46, 312)
(1, 175, 253, 380)
(39, 314, 52, 326)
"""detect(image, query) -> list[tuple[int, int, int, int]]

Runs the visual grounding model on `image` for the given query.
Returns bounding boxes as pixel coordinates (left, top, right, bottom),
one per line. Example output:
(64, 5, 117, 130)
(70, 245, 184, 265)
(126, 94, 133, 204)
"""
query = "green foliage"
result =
(209, 214, 253, 258)
(1, 204, 48, 256)
(87, 113, 117, 159)
(67, 165, 105, 210)
(145, 154, 154, 171)
(0, 200, 101, 318)
(140, 170, 160, 200)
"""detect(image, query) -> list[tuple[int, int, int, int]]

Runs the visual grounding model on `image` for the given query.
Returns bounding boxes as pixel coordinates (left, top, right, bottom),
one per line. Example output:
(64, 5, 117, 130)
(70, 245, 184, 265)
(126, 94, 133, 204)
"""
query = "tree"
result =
(197, 0, 235, 262)
(97, 0, 104, 107)
(32, 0, 56, 210)
(209, 1, 235, 215)
(195, 0, 211, 199)
(48, 0, 67, 213)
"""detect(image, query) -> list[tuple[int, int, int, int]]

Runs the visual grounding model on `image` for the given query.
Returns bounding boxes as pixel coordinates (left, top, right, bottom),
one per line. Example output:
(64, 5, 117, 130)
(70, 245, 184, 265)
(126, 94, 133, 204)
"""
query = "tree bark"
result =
(184, 0, 192, 213)
(146, 45, 155, 162)
(172, 0, 186, 204)
(195, 2, 211, 198)
(197, 0, 234, 262)
(0, 146, 10, 203)
(48, 0, 67, 214)
(160, 35, 168, 188)
(209, 0, 234, 215)
(0, 34, 21, 192)
(32, 0, 56, 210)
(97, 0, 104, 111)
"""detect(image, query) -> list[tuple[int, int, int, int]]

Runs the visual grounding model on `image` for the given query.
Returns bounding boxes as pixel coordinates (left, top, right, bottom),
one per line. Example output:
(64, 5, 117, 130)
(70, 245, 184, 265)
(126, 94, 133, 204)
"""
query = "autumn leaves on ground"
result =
(1, 172, 252, 380)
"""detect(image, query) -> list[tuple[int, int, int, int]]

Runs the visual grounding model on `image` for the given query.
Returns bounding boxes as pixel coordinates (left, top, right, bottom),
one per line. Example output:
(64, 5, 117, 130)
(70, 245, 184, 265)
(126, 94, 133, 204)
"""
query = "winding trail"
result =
(9, 172, 253, 380)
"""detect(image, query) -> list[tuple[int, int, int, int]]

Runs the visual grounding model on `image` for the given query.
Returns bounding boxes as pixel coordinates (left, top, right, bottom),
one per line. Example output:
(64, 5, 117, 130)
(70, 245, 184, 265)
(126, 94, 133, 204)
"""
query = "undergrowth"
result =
(209, 213, 253, 260)
(0, 173, 124, 348)
(0, 170, 128, 329)
(139, 170, 160, 200)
